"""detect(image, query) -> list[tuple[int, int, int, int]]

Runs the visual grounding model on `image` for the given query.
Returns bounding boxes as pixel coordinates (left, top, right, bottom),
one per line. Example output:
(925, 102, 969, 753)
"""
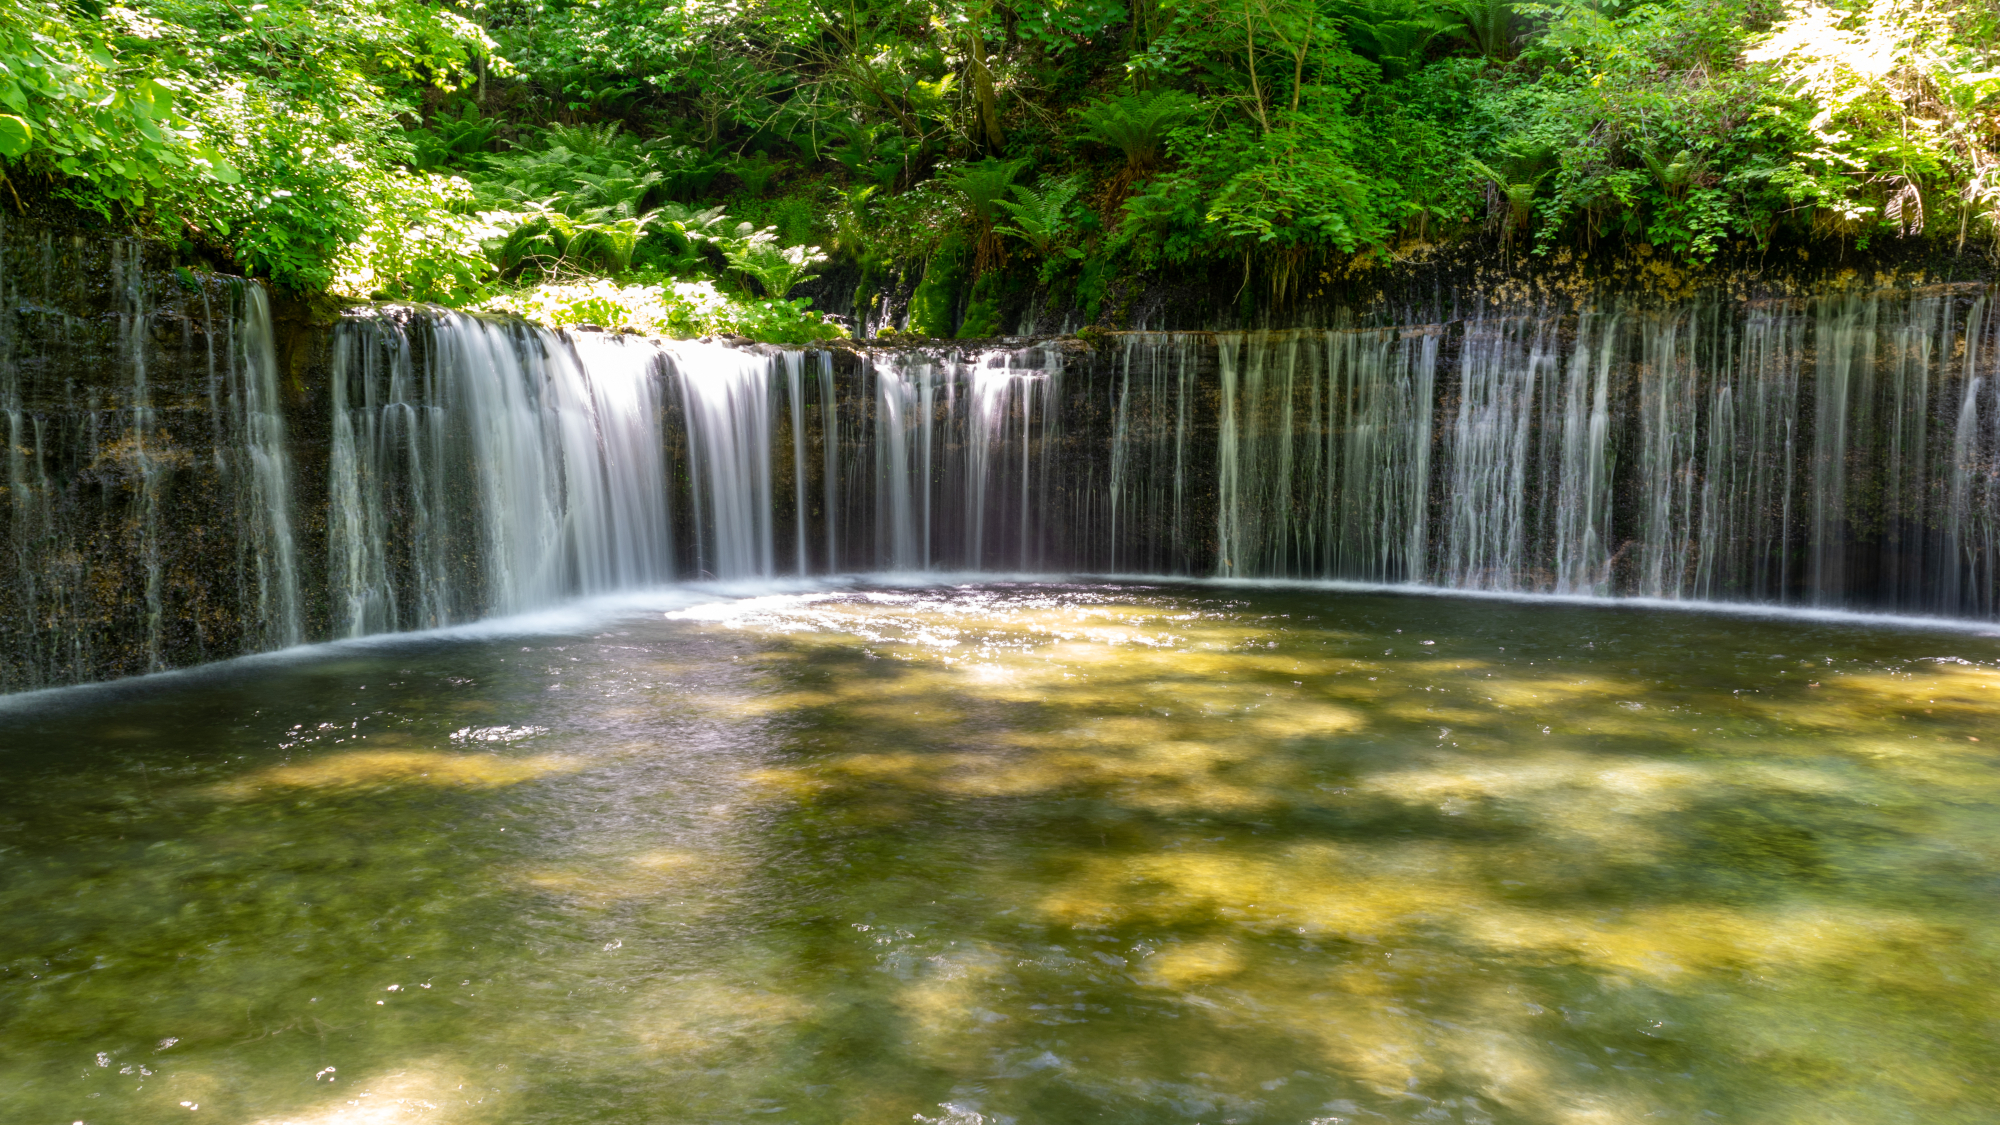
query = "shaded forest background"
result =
(1, 0, 1996, 339)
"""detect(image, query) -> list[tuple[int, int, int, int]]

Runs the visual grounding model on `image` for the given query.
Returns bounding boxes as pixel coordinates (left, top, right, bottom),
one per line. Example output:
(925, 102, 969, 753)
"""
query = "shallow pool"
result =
(3, 581, 1998, 1124)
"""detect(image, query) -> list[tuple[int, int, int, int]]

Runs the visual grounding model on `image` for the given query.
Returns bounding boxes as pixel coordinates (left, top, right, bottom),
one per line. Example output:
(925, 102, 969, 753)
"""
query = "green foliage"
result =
(1743, 0, 2000, 242)
(945, 157, 1026, 224)
(1442, 0, 1522, 60)
(0, 0, 502, 290)
(720, 224, 829, 297)
(407, 102, 502, 171)
(728, 151, 786, 196)
(1191, 112, 1391, 252)
(646, 202, 733, 272)
(0, 0, 240, 214)
(0, 115, 30, 159)
(1075, 91, 1203, 170)
(995, 175, 1088, 277)
(1329, 0, 1455, 78)
(478, 277, 844, 342)
(830, 121, 909, 189)
(14, 0, 1997, 335)
(958, 270, 1008, 336)
(1468, 138, 1558, 229)
(908, 233, 970, 337)
(331, 172, 505, 301)
(472, 124, 721, 216)
(1015, 0, 1131, 54)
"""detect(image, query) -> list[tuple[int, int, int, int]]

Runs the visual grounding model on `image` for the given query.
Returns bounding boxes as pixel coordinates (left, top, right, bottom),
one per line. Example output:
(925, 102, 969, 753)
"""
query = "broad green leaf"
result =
(0, 114, 30, 158)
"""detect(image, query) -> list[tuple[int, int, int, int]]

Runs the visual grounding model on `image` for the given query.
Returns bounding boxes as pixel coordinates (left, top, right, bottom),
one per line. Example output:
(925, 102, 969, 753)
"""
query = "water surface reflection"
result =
(2, 582, 1996, 1123)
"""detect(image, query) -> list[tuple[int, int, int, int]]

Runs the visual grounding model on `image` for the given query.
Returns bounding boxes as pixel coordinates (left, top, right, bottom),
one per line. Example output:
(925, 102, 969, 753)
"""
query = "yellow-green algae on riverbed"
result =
(2, 581, 1997, 1124)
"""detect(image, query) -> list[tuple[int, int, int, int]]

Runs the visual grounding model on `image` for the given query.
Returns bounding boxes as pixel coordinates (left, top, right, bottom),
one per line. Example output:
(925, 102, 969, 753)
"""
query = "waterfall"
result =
(0, 258, 305, 690)
(227, 284, 304, 649)
(1444, 315, 1552, 590)
(1635, 307, 1703, 599)
(872, 351, 926, 571)
(19, 272, 2000, 693)
(0, 260, 72, 684)
(819, 351, 840, 572)
(327, 312, 673, 634)
(1809, 295, 1876, 603)
(961, 347, 1060, 570)
(113, 243, 168, 671)
(1105, 334, 1198, 573)
(1550, 309, 1618, 594)
(674, 339, 773, 579)
(786, 351, 808, 575)
(1336, 327, 1437, 583)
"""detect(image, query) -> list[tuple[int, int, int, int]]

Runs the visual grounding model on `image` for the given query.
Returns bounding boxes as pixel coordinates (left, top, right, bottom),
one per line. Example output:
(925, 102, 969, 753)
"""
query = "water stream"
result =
(9, 282, 2000, 687)
(1, 580, 1996, 1124)
(326, 285, 2000, 623)
(0, 265, 302, 688)
(7, 278, 2000, 1121)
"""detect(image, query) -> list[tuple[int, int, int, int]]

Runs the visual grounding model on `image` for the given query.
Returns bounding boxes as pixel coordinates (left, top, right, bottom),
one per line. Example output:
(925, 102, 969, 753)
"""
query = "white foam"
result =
(7, 571, 1996, 711)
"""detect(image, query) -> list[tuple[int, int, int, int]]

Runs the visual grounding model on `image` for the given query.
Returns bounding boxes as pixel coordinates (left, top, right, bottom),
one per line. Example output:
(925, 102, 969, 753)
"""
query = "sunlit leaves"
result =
(720, 224, 828, 298)
(0, 114, 30, 158)
(1745, 0, 2000, 239)
(475, 276, 844, 341)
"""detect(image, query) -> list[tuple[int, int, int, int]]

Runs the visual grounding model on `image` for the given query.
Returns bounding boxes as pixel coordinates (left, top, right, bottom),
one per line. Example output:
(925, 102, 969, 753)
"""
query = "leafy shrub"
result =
(1075, 91, 1203, 171)
(720, 225, 829, 297)
(478, 278, 844, 342)
(1745, 0, 2000, 242)
(0, 0, 241, 215)
(329, 173, 507, 302)
(995, 175, 1087, 278)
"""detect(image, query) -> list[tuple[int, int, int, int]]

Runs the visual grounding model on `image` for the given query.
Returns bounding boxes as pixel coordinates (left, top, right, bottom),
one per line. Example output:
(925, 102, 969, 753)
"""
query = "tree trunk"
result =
(969, 25, 1005, 152)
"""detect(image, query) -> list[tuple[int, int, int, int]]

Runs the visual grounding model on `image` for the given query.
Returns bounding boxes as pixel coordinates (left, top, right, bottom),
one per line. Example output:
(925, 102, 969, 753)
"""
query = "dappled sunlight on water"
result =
(2, 582, 1997, 1123)
(243, 1062, 481, 1125)
(211, 748, 581, 797)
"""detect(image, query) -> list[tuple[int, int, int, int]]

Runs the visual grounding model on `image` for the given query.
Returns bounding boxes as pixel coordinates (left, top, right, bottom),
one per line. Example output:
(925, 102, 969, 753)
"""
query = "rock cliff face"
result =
(0, 219, 323, 690)
(6, 213, 2000, 692)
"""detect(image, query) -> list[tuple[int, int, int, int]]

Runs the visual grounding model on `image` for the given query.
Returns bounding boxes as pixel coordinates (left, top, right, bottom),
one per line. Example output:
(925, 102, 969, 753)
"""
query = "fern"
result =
(1443, 0, 1518, 60)
(994, 176, 1085, 262)
(728, 151, 785, 196)
(1328, 0, 1455, 78)
(719, 224, 827, 298)
(947, 157, 1027, 223)
(831, 121, 907, 190)
(543, 122, 631, 161)
(1468, 145, 1557, 229)
(1640, 149, 1710, 200)
(1076, 91, 1201, 170)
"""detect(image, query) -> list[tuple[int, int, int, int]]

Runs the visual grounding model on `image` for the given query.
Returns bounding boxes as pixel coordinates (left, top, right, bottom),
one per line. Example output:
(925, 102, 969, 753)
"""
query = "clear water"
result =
(4, 581, 1998, 1124)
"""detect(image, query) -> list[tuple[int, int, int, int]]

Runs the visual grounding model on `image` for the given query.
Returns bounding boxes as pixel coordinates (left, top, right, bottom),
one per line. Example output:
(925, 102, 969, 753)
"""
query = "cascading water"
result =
(12, 269, 2000, 692)
(221, 283, 304, 650)
(633, 288, 2000, 615)
(327, 312, 674, 635)
(114, 243, 168, 670)
(673, 340, 774, 579)
(1104, 333, 1198, 574)
(0, 255, 305, 690)
(958, 346, 1062, 571)
(1190, 286, 2000, 613)
(1211, 325, 1439, 581)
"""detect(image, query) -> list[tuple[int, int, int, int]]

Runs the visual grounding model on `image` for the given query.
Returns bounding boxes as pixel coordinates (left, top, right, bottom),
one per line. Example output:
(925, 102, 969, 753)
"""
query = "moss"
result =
(1077, 254, 1115, 325)
(958, 270, 1008, 338)
(907, 234, 969, 338)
